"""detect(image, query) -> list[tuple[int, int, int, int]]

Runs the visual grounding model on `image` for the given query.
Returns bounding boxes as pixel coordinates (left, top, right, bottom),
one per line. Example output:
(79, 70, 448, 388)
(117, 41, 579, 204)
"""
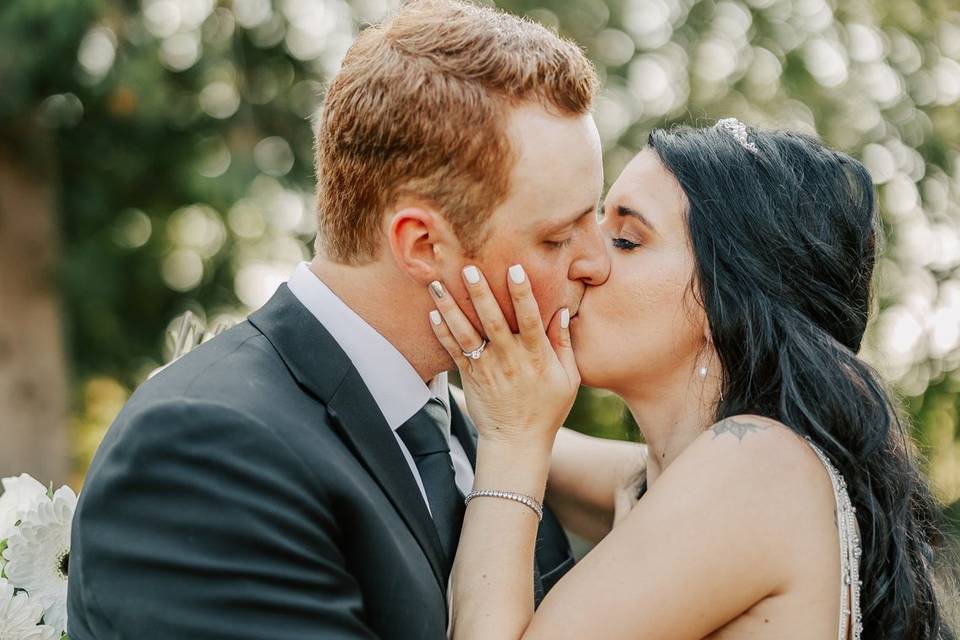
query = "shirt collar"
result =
(287, 263, 450, 436)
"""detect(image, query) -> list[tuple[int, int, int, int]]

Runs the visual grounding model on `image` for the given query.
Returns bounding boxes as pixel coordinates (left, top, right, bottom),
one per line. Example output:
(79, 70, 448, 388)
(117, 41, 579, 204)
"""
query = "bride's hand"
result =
(428, 264, 580, 453)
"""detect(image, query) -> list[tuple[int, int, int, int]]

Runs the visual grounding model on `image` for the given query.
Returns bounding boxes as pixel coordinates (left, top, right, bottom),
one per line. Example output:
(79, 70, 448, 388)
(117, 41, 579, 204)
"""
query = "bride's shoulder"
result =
(689, 413, 819, 468)
(598, 414, 839, 608)
(662, 414, 836, 532)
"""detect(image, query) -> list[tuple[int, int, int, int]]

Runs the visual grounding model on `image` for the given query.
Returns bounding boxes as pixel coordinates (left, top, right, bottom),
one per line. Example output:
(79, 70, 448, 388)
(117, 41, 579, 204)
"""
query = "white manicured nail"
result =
(430, 310, 442, 326)
(463, 265, 481, 284)
(560, 308, 570, 329)
(509, 264, 525, 284)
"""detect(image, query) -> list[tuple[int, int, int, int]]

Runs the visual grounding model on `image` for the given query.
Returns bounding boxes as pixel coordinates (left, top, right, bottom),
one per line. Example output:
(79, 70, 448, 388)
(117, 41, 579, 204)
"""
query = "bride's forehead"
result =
(600, 179, 688, 242)
(609, 155, 682, 207)
(624, 148, 672, 180)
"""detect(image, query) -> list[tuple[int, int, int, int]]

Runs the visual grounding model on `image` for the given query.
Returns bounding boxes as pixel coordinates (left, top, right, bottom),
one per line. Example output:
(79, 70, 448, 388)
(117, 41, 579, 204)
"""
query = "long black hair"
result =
(648, 123, 956, 639)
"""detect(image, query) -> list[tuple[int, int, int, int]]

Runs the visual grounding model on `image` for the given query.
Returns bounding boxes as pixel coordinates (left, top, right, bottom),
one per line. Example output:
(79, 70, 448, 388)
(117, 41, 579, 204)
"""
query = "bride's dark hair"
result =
(648, 124, 956, 639)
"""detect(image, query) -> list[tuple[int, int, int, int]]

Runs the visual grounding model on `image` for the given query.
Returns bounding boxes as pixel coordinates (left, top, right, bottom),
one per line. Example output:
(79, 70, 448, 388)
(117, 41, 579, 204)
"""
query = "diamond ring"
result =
(462, 339, 488, 360)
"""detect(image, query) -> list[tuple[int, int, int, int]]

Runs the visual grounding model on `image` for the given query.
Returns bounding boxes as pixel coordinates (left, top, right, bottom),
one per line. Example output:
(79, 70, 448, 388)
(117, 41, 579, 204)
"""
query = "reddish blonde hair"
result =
(313, 0, 598, 264)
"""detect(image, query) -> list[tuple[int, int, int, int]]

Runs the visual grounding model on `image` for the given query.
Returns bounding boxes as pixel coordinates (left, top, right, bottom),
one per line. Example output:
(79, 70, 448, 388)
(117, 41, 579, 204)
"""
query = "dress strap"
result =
(804, 437, 864, 640)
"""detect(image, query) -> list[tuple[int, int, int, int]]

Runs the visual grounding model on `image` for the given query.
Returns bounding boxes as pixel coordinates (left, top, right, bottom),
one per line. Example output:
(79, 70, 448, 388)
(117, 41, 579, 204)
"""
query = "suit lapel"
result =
(326, 369, 447, 591)
(249, 285, 448, 593)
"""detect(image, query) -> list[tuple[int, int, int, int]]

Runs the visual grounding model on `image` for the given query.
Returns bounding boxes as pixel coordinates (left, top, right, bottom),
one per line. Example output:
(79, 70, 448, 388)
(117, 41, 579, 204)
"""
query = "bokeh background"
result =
(1, 0, 958, 559)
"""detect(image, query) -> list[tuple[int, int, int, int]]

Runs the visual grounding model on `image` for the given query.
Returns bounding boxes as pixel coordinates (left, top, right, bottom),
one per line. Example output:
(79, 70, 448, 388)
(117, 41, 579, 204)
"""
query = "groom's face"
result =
(448, 103, 610, 335)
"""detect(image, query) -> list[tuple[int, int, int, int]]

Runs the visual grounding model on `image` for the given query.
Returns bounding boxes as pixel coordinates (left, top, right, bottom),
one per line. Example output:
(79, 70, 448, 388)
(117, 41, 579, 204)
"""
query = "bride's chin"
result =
(571, 317, 605, 367)
(575, 366, 608, 392)
(571, 328, 616, 390)
(576, 364, 622, 396)
(571, 346, 599, 386)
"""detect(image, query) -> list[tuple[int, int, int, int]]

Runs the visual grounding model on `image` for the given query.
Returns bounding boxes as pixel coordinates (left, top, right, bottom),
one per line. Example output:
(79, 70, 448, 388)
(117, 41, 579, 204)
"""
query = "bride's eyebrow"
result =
(616, 204, 658, 235)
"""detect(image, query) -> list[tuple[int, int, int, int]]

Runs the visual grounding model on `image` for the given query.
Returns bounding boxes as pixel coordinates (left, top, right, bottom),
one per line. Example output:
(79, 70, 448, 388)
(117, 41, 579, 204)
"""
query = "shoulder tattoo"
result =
(708, 417, 769, 443)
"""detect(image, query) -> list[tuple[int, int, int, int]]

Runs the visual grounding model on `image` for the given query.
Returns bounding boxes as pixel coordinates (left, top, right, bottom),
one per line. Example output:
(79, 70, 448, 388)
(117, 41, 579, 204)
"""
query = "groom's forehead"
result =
(501, 167, 603, 233)
(531, 206, 599, 233)
(482, 202, 598, 245)
(497, 178, 602, 234)
(507, 113, 601, 176)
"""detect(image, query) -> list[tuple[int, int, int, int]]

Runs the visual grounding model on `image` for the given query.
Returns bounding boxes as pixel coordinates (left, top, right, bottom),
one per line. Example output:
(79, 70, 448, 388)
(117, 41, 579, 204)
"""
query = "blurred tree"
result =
(0, 0, 98, 482)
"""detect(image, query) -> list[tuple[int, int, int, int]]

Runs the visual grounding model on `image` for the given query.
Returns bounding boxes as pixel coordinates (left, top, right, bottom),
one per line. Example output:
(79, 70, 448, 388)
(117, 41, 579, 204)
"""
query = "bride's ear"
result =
(386, 203, 455, 283)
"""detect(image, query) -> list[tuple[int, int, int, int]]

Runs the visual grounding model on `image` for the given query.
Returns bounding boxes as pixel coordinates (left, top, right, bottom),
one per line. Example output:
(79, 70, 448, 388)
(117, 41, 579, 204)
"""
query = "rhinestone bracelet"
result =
(464, 489, 544, 522)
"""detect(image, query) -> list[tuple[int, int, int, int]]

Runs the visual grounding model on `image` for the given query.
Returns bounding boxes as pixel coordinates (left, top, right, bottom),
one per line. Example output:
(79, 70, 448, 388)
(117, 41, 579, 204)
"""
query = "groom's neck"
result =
(308, 256, 447, 382)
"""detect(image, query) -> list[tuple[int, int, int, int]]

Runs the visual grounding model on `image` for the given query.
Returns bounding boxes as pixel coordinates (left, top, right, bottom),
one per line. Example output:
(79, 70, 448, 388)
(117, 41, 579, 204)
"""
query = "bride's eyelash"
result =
(613, 237, 640, 250)
(547, 238, 573, 249)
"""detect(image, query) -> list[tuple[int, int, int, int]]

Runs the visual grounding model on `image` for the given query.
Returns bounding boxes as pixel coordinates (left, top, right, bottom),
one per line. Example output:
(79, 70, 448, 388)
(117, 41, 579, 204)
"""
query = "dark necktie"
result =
(396, 397, 466, 571)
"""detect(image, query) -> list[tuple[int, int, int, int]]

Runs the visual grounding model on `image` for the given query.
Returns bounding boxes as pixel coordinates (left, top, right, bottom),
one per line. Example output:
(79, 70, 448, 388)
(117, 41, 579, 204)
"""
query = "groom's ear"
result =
(386, 204, 453, 283)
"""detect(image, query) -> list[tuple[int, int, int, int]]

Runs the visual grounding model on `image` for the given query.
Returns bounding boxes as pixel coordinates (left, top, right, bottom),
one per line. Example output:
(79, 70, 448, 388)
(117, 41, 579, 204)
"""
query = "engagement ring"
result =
(462, 340, 488, 360)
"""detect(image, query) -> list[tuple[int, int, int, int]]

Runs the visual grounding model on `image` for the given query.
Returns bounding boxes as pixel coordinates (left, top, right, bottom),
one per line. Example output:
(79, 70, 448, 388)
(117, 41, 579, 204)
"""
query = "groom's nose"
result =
(569, 221, 610, 286)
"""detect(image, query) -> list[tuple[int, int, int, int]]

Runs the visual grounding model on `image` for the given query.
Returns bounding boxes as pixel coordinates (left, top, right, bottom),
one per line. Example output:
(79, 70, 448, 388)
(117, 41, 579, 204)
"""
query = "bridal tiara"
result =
(714, 117, 759, 154)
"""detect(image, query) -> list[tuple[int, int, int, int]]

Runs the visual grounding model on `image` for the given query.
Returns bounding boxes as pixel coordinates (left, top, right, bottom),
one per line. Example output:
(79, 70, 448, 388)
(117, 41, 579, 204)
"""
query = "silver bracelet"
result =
(464, 489, 544, 522)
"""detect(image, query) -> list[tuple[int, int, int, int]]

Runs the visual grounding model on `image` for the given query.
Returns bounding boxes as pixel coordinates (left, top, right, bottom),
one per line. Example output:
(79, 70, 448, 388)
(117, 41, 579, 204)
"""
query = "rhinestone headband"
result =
(715, 117, 759, 154)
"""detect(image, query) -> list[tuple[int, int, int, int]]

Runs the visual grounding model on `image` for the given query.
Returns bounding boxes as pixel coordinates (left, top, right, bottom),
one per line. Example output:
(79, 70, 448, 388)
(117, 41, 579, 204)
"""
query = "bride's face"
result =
(571, 148, 709, 395)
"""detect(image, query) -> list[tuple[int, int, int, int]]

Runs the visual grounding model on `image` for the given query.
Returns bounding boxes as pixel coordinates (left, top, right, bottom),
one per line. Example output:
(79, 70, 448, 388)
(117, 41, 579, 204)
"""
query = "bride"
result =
(426, 121, 955, 639)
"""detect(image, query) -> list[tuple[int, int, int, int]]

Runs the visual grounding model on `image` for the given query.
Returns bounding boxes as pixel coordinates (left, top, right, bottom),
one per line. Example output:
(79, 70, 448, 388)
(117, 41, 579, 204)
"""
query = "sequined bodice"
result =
(805, 438, 864, 640)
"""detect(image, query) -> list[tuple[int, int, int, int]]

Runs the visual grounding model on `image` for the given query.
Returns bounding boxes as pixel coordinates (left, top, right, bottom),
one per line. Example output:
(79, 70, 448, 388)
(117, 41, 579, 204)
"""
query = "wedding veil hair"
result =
(647, 123, 957, 639)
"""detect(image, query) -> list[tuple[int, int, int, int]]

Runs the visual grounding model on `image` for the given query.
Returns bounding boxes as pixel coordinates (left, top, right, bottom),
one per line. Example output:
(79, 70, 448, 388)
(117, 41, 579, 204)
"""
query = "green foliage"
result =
(40, 1, 322, 386)
(0, 0, 99, 123)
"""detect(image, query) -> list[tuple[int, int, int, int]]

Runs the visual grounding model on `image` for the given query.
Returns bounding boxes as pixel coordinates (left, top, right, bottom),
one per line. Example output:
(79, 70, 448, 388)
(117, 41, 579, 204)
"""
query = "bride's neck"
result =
(623, 368, 720, 481)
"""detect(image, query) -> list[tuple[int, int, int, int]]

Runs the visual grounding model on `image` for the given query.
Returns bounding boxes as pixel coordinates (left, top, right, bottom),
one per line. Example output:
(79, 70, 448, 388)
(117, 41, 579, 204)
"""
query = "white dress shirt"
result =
(287, 262, 475, 512)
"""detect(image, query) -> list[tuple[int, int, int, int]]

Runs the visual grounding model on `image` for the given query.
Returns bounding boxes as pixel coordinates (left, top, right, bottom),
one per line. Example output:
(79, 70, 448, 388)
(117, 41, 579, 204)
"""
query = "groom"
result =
(68, 1, 609, 638)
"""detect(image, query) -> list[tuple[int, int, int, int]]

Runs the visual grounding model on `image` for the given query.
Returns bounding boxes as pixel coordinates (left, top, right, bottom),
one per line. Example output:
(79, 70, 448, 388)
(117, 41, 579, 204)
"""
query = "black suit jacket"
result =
(68, 285, 574, 639)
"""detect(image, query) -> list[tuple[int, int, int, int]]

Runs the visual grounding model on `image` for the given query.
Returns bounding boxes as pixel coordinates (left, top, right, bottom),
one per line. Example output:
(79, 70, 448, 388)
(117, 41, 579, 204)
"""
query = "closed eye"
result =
(547, 238, 573, 249)
(612, 237, 640, 250)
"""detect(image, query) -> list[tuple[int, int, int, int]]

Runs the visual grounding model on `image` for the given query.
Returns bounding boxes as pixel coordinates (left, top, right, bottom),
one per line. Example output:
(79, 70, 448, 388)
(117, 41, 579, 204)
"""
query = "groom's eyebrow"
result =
(539, 206, 596, 233)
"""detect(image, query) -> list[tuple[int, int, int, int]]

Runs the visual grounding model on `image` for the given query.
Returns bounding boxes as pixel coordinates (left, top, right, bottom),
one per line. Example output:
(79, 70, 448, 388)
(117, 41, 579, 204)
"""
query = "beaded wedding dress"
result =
(805, 437, 864, 640)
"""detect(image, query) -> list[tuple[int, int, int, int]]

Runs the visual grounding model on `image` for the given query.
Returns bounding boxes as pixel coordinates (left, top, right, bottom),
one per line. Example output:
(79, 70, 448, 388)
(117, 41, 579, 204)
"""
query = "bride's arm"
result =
(449, 430, 648, 636)
(451, 436, 551, 638)
(429, 265, 579, 639)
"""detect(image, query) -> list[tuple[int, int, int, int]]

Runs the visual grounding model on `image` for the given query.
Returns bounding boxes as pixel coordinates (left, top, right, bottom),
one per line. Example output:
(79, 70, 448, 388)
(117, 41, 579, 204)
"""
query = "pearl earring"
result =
(698, 366, 708, 379)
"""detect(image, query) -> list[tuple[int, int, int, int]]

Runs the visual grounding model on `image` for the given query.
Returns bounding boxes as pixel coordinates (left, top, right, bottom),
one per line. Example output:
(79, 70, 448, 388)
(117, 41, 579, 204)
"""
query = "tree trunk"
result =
(0, 134, 70, 487)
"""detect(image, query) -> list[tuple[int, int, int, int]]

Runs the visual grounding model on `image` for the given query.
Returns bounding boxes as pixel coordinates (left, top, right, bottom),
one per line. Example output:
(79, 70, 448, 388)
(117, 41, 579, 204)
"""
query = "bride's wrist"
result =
(476, 432, 554, 460)
(474, 435, 553, 501)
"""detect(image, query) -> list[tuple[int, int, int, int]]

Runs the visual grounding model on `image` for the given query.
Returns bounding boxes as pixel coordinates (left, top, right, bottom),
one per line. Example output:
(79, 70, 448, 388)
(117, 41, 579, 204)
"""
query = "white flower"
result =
(0, 577, 59, 640)
(2, 486, 77, 635)
(0, 475, 48, 541)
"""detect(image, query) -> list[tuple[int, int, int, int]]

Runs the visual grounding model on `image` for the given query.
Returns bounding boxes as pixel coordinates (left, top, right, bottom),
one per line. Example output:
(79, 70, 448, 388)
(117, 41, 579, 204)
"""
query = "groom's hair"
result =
(313, 0, 598, 264)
